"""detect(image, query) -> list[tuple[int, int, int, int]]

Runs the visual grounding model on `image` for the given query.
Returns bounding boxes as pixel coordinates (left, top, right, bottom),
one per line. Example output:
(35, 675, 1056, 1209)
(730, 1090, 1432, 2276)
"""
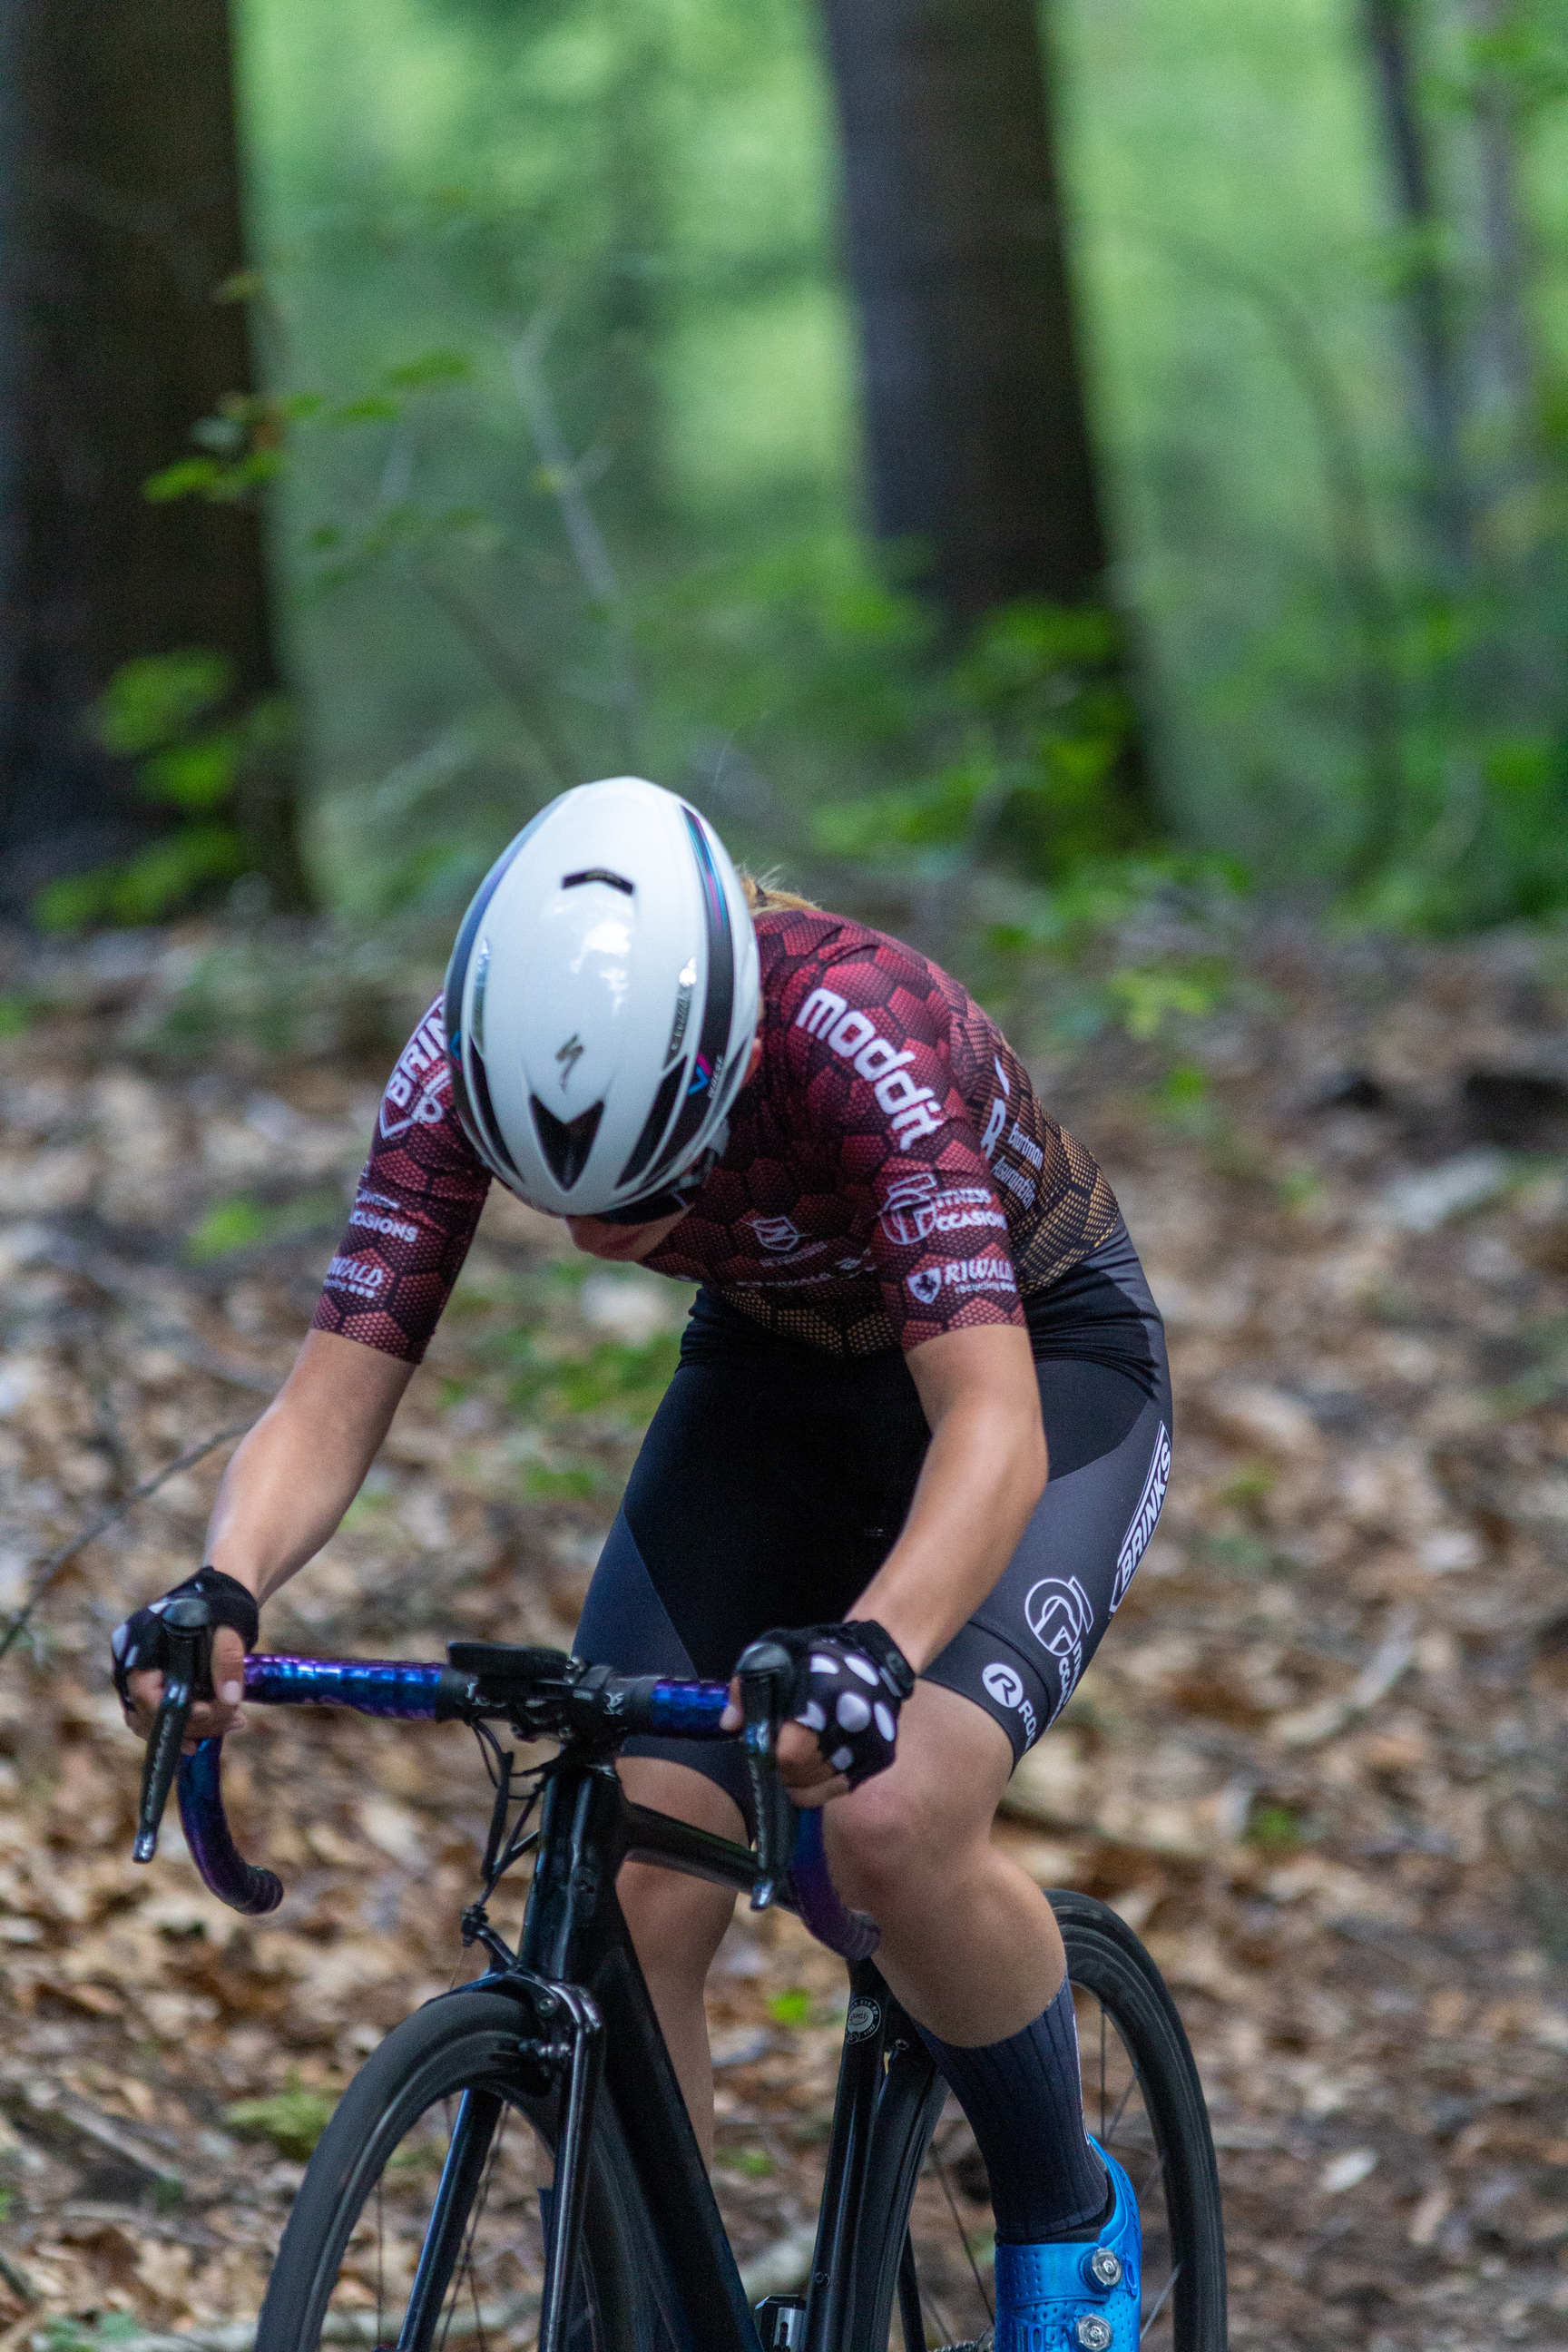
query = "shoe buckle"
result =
(1086, 2247, 1122, 2289)
(1075, 2318, 1113, 2350)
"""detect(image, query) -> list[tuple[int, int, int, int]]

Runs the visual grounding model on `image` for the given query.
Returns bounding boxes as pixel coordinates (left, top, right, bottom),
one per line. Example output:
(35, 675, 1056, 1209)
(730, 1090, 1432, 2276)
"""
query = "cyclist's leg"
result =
(827, 1353, 1172, 2272)
(615, 1756, 742, 2161)
(572, 1326, 918, 2153)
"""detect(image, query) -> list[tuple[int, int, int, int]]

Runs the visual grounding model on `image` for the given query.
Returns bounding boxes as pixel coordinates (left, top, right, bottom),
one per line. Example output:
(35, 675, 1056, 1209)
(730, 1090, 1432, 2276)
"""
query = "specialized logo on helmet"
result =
(555, 1033, 585, 1093)
(1111, 1423, 1171, 1612)
(795, 988, 946, 1151)
(1024, 1574, 1094, 1718)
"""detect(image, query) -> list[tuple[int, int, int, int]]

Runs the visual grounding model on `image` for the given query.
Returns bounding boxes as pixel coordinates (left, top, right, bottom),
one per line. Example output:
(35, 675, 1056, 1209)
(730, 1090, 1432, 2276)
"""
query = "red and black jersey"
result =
(311, 909, 1119, 1361)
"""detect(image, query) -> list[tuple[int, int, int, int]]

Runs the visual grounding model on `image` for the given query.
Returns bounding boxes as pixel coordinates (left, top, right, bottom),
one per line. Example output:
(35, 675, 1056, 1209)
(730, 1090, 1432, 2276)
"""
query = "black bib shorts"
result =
(574, 1221, 1171, 1826)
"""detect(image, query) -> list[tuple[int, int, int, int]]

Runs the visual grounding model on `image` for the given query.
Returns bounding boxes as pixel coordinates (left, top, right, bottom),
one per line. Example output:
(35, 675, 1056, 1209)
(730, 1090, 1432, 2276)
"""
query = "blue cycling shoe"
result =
(991, 2141, 1141, 2352)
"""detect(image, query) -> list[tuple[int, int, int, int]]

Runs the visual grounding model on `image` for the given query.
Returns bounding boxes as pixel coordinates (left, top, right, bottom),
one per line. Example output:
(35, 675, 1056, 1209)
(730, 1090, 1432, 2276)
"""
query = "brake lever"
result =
(132, 1594, 213, 1864)
(735, 1639, 798, 1911)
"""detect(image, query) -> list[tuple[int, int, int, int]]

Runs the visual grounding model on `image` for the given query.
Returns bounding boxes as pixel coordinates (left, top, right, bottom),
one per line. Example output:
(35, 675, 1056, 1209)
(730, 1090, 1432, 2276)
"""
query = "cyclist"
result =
(118, 778, 1168, 2350)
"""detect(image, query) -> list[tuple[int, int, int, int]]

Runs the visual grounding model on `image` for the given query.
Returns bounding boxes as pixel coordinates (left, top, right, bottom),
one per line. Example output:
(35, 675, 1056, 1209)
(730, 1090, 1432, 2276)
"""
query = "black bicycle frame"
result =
(513, 1743, 934, 2352)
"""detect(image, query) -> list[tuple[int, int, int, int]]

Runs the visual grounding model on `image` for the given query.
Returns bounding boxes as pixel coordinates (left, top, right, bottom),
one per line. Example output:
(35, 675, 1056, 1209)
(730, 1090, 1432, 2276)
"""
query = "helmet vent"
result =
(529, 1095, 605, 1191)
(616, 1060, 684, 1191)
(562, 867, 633, 896)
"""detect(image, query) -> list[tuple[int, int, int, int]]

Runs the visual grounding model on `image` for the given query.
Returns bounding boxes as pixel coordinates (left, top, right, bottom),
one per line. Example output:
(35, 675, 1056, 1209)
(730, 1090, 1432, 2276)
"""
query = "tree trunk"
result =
(0, 0, 307, 915)
(1357, 0, 1470, 585)
(817, 0, 1110, 627)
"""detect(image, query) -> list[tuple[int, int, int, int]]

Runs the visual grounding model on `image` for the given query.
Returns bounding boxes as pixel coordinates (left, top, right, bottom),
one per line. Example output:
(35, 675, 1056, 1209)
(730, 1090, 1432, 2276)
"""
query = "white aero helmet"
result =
(443, 779, 760, 1218)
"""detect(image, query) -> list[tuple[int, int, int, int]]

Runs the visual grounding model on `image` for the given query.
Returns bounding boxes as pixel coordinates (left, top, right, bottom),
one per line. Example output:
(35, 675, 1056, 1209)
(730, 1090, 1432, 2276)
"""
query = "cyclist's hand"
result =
(122, 1624, 248, 1751)
(723, 1621, 915, 1807)
(113, 1569, 258, 1749)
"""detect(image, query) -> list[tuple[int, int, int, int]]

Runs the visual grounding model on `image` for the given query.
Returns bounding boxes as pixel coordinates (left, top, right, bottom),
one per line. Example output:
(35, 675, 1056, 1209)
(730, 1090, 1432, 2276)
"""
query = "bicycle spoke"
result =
(1140, 2260, 1180, 2339)
(1100, 2070, 1138, 2152)
(935, 2146, 994, 2325)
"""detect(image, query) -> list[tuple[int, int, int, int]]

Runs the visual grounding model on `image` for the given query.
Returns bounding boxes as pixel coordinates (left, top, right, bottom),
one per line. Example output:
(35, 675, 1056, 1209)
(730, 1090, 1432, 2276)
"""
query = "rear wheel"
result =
(852, 1892, 1227, 2350)
(255, 1987, 667, 2352)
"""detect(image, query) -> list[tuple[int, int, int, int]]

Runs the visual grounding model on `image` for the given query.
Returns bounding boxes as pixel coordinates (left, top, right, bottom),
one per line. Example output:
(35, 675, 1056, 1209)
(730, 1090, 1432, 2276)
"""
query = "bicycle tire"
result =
(255, 1985, 669, 2352)
(848, 1891, 1226, 2351)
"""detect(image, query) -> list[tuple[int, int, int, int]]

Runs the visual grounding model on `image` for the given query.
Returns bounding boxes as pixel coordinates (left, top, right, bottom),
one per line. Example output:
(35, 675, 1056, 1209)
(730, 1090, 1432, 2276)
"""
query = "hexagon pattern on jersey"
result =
(312, 911, 1119, 1362)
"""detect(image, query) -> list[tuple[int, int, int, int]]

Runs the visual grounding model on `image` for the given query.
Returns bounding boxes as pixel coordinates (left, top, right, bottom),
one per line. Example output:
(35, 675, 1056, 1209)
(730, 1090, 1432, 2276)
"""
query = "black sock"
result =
(916, 1978, 1109, 2243)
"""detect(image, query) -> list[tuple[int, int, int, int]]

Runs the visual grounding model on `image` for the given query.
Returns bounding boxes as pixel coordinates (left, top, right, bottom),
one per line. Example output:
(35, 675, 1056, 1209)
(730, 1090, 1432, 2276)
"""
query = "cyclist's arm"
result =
(776, 1322, 1046, 1798)
(862, 1321, 1047, 1668)
(122, 1330, 414, 1742)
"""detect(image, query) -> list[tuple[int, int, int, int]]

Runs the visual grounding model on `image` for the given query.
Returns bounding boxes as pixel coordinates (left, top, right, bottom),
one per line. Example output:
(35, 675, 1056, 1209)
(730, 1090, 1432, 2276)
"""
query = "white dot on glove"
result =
(830, 1747, 855, 1772)
(795, 1700, 827, 1734)
(846, 1653, 878, 1684)
(835, 1691, 871, 1732)
(810, 1652, 839, 1677)
(874, 1702, 896, 1742)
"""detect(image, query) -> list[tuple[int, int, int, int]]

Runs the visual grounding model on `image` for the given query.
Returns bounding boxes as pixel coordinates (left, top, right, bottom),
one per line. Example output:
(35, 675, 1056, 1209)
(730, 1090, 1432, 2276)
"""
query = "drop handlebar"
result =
(134, 1620, 877, 1961)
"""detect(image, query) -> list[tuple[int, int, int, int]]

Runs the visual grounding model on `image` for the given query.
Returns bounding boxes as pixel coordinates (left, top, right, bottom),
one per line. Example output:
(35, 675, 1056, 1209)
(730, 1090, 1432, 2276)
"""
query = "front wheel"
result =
(255, 1985, 667, 2352)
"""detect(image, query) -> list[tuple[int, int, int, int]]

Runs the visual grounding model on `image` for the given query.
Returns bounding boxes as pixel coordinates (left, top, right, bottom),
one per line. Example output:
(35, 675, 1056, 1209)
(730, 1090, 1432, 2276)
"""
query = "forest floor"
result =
(0, 914, 1564, 2351)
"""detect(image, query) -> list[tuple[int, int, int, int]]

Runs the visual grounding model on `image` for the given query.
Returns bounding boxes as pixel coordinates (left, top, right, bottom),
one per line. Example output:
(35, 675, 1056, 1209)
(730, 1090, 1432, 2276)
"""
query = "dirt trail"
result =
(0, 920, 1563, 2350)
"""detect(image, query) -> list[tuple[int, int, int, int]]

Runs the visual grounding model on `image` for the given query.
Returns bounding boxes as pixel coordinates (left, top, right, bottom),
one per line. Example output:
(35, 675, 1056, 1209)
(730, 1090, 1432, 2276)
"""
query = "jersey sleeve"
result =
(783, 948, 1025, 1351)
(311, 996, 492, 1363)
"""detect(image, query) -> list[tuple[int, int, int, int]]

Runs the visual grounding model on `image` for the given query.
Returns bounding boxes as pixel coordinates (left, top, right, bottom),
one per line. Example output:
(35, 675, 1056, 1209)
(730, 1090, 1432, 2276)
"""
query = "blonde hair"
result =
(739, 867, 818, 915)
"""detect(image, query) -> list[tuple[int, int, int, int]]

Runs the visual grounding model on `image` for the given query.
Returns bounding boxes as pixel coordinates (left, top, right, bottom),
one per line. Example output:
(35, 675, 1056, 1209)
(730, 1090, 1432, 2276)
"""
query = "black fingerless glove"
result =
(757, 1619, 916, 1788)
(111, 1568, 260, 1708)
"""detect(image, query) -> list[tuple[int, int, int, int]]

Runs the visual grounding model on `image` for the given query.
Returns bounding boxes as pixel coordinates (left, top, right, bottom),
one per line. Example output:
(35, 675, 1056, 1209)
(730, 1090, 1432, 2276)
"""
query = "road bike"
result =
(132, 1596, 1227, 2350)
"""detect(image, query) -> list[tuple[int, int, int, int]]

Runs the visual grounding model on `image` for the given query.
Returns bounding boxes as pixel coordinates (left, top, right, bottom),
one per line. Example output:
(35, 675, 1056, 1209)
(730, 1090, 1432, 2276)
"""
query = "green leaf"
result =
(94, 650, 233, 756)
(140, 731, 241, 811)
(143, 456, 224, 503)
(767, 1988, 813, 2028)
(105, 826, 247, 924)
(187, 1190, 343, 1261)
(384, 349, 472, 390)
(187, 1197, 271, 1259)
(225, 2077, 339, 2162)
(327, 396, 402, 426)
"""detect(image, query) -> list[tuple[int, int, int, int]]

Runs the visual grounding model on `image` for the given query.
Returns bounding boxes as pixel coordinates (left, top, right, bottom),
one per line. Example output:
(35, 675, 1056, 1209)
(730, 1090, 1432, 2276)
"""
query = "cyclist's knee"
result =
(824, 1776, 956, 1916)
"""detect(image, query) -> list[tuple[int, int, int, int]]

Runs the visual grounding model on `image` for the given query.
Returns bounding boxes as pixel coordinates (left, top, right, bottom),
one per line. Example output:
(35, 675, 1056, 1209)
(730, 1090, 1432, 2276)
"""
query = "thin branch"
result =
(411, 566, 575, 791)
(1145, 224, 1408, 876)
(0, 1419, 258, 1670)
(509, 312, 644, 771)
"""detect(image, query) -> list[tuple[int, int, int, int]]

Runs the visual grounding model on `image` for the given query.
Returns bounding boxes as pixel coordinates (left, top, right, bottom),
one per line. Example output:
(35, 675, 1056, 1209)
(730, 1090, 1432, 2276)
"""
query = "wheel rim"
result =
(1074, 1983, 1181, 2347)
(312, 2083, 598, 2352)
(900, 1982, 1191, 2349)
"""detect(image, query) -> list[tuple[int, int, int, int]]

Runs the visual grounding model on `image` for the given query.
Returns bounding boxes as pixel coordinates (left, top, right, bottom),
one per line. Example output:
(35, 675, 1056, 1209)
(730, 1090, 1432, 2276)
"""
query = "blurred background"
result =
(0, 4, 1566, 2348)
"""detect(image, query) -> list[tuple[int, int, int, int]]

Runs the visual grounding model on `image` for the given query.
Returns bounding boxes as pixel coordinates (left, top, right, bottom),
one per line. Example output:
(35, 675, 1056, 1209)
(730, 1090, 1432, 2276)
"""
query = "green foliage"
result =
(500, 1331, 682, 1425)
(225, 2075, 339, 2161)
(94, 649, 231, 756)
(100, 0, 1561, 937)
(810, 602, 1142, 886)
(522, 1462, 603, 1500)
(1246, 1798, 1307, 1857)
(34, 649, 292, 931)
(186, 1191, 343, 1261)
(766, 1987, 813, 2028)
